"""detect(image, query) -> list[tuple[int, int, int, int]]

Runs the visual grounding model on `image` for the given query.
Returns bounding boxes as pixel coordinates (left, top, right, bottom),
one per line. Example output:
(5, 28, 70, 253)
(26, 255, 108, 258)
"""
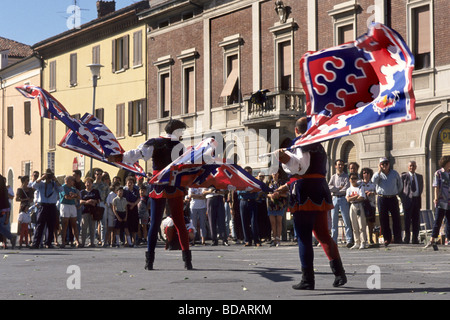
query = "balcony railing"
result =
(244, 90, 306, 123)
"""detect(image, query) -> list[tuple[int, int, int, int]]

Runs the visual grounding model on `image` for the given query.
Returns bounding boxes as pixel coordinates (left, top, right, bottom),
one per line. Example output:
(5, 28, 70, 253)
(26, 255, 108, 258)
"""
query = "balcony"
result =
(243, 90, 306, 125)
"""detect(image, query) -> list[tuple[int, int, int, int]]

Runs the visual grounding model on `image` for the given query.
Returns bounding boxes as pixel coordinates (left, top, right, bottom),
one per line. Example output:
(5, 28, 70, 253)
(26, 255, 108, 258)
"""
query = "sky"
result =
(0, 0, 141, 46)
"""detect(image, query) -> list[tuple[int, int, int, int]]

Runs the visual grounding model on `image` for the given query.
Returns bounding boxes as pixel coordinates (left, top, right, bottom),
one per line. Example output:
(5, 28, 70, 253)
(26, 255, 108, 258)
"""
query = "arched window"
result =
(435, 118, 450, 169)
(341, 141, 356, 172)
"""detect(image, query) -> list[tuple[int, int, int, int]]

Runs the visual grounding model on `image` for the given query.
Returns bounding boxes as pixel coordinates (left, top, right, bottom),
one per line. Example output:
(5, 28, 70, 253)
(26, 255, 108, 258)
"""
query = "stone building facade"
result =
(139, 0, 450, 210)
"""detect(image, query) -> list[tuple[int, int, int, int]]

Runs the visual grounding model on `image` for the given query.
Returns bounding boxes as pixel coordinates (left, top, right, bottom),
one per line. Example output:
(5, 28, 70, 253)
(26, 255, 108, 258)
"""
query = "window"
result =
(49, 60, 56, 91)
(112, 35, 129, 72)
(92, 45, 100, 64)
(154, 55, 174, 118)
(116, 103, 125, 138)
(24, 101, 31, 134)
(412, 5, 431, 70)
(70, 53, 77, 86)
(95, 108, 104, 122)
(7, 106, 13, 138)
(278, 41, 292, 91)
(160, 73, 170, 118)
(133, 30, 143, 67)
(220, 54, 239, 105)
(328, 1, 358, 46)
(128, 99, 147, 136)
(49, 119, 56, 149)
(184, 67, 195, 114)
(337, 24, 354, 45)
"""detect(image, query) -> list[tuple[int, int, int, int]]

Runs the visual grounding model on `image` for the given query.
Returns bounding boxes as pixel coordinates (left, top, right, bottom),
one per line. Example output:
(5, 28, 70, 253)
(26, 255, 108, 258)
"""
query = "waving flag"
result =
(297, 22, 416, 146)
(16, 85, 145, 176)
(149, 138, 271, 193)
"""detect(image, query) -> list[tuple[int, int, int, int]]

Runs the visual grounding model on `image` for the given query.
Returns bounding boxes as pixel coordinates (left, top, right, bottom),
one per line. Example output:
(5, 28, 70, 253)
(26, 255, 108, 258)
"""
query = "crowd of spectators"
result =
(1, 155, 449, 250)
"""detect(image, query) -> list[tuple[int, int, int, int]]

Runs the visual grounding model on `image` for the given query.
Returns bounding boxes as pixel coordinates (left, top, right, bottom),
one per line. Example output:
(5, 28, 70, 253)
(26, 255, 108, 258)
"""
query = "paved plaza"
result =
(1, 242, 449, 301)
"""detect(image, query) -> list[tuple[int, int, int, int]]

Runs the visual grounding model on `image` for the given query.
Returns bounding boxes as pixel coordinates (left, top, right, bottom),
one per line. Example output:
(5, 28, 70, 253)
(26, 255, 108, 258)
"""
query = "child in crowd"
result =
(18, 204, 31, 248)
(137, 186, 150, 245)
(112, 186, 133, 247)
(346, 172, 368, 250)
(106, 183, 120, 247)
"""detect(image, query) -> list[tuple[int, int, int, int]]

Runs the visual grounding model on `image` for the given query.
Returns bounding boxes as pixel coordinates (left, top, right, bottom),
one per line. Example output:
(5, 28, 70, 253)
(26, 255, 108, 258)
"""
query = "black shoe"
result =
(145, 251, 154, 270)
(292, 267, 315, 290)
(182, 250, 193, 270)
(330, 259, 347, 287)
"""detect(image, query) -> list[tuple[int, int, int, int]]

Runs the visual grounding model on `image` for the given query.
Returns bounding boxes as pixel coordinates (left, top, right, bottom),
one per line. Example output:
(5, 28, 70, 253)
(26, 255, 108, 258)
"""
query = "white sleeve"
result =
(281, 149, 311, 175)
(122, 142, 154, 165)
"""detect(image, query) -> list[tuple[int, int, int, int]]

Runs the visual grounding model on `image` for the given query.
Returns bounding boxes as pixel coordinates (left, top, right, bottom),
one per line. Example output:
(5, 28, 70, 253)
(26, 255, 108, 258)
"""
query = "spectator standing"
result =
(112, 186, 133, 247)
(346, 173, 368, 249)
(425, 156, 450, 249)
(16, 175, 34, 208)
(360, 168, 377, 245)
(256, 173, 271, 242)
(106, 184, 119, 247)
(137, 185, 150, 245)
(372, 157, 403, 246)
(0, 175, 15, 249)
(59, 176, 80, 248)
(204, 187, 228, 246)
(17, 204, 31, 248)
(80, 177, 100, 248)
(93, 169, 109, 246)
(238, 167, 261, 247)
(31, 169, 61, 249)
(188, 187, 208, 245)
(124, 176, 140, 246)
(400, 161, 423, 244)
(266, 170, 288, 247)
(328, 159, 353, 246)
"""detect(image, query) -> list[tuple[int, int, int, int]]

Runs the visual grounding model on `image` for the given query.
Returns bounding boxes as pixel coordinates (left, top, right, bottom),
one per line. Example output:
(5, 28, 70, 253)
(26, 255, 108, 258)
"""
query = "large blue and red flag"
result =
(16, 85, 145, 176)
(296, 22, 416, 146)
(149, 138, 271, 192)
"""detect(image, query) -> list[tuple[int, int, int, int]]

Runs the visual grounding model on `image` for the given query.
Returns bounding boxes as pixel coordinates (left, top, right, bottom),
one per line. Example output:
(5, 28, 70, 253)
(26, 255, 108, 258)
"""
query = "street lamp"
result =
(87, 63, 103, 177)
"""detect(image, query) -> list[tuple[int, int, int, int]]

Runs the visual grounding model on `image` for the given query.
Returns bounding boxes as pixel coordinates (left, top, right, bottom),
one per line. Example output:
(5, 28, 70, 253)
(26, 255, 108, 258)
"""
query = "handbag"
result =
(92, 205, 104, 221)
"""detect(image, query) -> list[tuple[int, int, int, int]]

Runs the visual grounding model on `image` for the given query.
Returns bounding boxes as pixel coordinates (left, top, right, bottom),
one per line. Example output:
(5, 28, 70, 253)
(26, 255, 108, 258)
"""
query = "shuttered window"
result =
(92, 45, 100, 64)
(24, 101, 31, 134)
(116, 103, 125, 138)
(128, 99, 147, 136)
(49, 61, 56, 91)
(133, 30, 142, 67)
(112, 35, 129, 72)
(7, 106, 13, 138)
(70, 53, 77, 86)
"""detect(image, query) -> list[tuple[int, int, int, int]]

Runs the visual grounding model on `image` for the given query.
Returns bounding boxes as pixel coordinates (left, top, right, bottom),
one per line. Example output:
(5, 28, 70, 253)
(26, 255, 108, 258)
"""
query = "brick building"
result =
(138, 0, 450, 210)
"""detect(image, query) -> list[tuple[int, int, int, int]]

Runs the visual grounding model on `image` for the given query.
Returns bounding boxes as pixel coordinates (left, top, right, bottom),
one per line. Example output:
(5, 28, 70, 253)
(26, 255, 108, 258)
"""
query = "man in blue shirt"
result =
(372, 157, 403, 246)
(31, 169, 62, 249)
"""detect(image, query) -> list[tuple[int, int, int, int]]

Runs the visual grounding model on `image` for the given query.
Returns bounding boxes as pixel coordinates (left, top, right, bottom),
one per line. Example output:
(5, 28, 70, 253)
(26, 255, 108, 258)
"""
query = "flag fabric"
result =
(149, 138, 271, 193)
(297, 22, 416, 147)
(59, 114, 145, 176)
(16, 85, 145, 176)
